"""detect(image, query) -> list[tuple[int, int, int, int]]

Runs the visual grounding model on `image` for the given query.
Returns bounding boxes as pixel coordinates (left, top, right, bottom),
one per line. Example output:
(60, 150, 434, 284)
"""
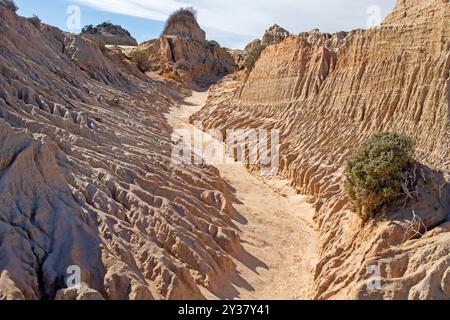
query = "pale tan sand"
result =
(167, 91, 319, 300)
(105, 45, 138, 49)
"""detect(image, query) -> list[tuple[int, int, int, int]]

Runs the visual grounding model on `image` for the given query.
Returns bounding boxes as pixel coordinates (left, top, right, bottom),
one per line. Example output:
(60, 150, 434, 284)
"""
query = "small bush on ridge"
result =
(27, 15, 41, 29)
(130, 49, 151, 72)
(345, 132, 414, 222)
(0, 0, 18, 12)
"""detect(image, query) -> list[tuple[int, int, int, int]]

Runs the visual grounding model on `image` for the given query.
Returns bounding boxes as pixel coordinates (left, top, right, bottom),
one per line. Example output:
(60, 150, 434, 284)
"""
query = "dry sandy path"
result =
(167, 91, 319, 300)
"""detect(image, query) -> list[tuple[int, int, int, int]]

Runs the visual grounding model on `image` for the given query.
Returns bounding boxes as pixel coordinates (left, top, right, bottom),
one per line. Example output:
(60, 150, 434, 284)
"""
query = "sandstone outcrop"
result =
(262, 24, 291, 46)
(193, 0, 450, 299)
(298, 29, 352, 52)
(237, 36, 337, 103)
(244, 39, 262, 54)
(237, 25, 291, 71)
(138, 9, 236, 89)
(81, 22, 138, 46)
(162, 8, 206, 43)
(0, 7, 242, 300)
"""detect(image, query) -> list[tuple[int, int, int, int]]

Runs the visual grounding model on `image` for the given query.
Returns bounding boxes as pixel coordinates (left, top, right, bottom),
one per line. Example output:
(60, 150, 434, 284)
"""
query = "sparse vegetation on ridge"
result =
(207, 40, 220, 48)
(345, 132, 415, 222)
(0, 0, 18, 12)
(82, 21, 132, 37)
(162, 71, 181, 82)
(130, 49, 151, 72)
(81, 24, 94, 33)
(80, 21, 137, 47)
(27, 15, 41, 29)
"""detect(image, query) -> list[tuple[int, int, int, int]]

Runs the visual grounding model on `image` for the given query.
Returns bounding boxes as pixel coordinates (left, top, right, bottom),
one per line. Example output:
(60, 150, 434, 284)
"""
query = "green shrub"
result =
(81, 24, 94, 33)
(207, 40, 220, 48)
(0, 0, 18, 12)
(345, 132, 414, 222)
(104, 22, 131, 36)
(27, 15, 41, 29)
(243, 44, 266, 77)
(162, 71, 181, 82)
(130, 49, 151, 72)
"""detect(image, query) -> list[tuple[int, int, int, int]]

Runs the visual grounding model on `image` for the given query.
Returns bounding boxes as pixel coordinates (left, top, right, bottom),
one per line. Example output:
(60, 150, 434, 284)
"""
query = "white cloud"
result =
(73, 0, 396, 48)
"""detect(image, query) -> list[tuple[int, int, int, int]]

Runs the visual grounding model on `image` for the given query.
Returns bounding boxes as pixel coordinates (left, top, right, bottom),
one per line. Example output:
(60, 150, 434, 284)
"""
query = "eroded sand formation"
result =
(192, 0, 450, 299)
(169, 92, 319, 300)
(0, 0, 449, 301)
(138, 9, 237, 89)
(0, 7, 245, 300)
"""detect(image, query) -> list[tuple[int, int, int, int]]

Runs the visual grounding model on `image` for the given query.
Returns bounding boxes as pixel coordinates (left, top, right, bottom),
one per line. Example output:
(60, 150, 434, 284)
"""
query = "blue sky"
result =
(15, 0, 164, 44)
(15, 0, 396, 49)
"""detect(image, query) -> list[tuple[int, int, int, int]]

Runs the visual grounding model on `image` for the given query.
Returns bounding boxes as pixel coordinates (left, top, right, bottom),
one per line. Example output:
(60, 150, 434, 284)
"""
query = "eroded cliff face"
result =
(163, 9, 206, 42)
(142, 36, 235, 88)
(298, 29, 353, 52)
(193, 0, 450, 299)
(139, 10, 236, 89)
(237, 37, 337, 103)
(0, 7, 242, 300)
(261, 24, 291, 46)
